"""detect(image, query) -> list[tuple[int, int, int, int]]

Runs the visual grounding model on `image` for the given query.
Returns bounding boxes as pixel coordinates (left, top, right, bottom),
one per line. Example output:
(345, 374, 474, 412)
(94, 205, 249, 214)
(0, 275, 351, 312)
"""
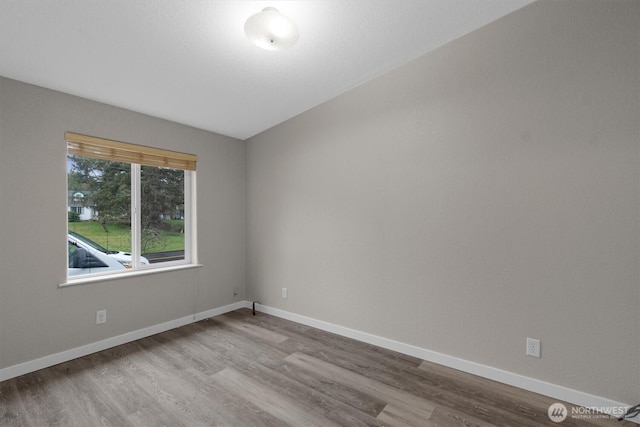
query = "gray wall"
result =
(246, 0, 640, 403)
(0, 77, 246, 369)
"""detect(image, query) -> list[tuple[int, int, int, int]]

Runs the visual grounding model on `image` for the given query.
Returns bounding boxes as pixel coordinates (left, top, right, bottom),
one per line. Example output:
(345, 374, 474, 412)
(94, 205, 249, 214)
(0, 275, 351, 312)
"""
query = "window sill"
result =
(60, 263, 203, 288)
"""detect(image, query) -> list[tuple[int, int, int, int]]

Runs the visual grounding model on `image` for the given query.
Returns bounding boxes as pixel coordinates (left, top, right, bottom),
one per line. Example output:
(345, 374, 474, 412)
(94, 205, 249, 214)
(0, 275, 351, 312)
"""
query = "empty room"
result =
(1, 0, 639, 425)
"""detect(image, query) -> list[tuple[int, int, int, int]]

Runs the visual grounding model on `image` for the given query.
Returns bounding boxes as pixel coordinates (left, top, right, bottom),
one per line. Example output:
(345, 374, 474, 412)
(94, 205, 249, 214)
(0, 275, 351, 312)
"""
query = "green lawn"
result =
(68, 220, 184, 254)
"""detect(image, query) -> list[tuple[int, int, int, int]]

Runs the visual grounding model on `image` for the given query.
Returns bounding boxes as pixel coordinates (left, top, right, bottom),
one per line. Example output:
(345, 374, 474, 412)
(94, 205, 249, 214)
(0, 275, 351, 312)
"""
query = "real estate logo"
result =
(548, 403, 568, 423)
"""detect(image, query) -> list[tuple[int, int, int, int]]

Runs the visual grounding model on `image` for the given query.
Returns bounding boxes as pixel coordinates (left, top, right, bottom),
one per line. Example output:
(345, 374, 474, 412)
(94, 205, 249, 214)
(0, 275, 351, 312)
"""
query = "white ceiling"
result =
(0, 0, 534, 140)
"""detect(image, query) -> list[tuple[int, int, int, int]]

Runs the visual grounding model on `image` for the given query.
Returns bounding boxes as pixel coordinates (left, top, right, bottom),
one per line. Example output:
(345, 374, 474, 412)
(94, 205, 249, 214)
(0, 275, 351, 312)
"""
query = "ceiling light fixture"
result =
(244, 7, 299, 51)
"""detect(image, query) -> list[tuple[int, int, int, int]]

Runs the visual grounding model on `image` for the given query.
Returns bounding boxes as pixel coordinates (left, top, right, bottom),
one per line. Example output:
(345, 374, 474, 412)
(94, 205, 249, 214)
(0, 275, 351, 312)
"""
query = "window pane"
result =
(140, 165, 185, 264)
(67, 154, 133, 276)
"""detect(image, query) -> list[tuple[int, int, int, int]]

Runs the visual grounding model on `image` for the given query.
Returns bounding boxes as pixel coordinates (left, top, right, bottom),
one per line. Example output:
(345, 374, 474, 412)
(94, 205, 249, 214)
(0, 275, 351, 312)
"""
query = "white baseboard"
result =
(254, 304, 638, 424)
(194, 300, 249, 321)
(0, 301, 247, 383)
(1, 300, 636, 423)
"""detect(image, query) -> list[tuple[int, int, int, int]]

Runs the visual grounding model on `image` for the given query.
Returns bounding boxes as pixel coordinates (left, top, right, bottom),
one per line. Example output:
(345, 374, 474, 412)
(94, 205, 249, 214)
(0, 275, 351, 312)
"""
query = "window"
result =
(66, 132, 197, 279)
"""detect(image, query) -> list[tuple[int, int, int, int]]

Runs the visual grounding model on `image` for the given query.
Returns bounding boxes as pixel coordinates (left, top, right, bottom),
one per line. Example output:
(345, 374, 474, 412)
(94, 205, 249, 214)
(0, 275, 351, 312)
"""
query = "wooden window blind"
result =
(66, 132, 197, 171)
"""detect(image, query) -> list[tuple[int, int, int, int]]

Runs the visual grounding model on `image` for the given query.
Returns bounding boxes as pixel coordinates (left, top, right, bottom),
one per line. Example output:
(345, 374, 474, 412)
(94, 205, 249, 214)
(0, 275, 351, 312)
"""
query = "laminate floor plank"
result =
(0, 308, 632, 426)
(214, 314, 290, 344)
(307, 341, 551, 427)
(274, 357, 388, 417)
(285, 352, 436, 421)
(78, 350, 158, 421)
(227, 357, 387, 427)
(280, 340, 539, 426)
(36, 360, 132, 427)
(189, 321, 293, 374)
(213, 367, 342, 427)
(116, 341, 235, 426)
(426, 405, 497, 427)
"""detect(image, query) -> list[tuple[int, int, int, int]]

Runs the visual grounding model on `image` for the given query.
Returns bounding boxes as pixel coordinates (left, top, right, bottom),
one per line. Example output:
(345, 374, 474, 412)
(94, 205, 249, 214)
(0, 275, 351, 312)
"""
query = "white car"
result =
(68, 231, 149, 275)
(68, 238, 126, 276)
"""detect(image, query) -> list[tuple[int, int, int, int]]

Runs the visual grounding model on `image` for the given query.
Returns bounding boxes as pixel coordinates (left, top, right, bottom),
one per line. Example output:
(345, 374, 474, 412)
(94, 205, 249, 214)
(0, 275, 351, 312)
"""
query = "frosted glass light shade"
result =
(244, 7, 299, 51)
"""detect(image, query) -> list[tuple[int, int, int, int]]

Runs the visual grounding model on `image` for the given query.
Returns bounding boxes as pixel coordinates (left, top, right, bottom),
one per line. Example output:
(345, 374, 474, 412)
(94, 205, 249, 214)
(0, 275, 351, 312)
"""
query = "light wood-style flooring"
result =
(0, 309, 631, 426)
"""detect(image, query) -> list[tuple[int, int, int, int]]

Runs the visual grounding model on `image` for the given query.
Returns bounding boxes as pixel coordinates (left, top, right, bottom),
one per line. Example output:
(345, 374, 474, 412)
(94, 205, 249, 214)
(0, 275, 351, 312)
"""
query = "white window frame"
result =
(62, 133, 199, 286)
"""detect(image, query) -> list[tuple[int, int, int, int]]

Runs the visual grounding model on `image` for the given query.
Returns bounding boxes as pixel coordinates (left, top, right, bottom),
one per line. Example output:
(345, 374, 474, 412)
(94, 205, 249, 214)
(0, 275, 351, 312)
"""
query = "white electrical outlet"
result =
(96, 309, 107, 325)
(526, 338, 541, 358)
(282, 288, 288, 299)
